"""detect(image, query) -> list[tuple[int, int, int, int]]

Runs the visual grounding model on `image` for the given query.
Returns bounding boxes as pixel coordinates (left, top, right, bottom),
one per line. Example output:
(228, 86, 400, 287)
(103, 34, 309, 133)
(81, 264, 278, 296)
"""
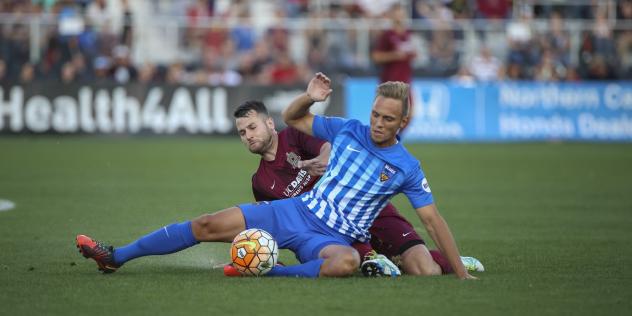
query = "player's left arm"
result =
(415, 204, 476, 280)
(404, 164, 476, 280)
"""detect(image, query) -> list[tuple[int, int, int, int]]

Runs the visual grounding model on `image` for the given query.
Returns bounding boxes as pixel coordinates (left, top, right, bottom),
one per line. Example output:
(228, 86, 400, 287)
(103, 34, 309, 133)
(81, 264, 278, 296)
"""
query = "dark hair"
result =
(233, 100, 269, 118)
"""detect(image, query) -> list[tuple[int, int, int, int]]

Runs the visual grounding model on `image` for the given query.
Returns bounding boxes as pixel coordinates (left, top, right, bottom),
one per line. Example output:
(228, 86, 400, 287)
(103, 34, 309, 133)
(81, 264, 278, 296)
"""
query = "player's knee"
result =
(320, 250, 360, 277)
(340, 251, 361, 275)
(191, 214, 220, 241)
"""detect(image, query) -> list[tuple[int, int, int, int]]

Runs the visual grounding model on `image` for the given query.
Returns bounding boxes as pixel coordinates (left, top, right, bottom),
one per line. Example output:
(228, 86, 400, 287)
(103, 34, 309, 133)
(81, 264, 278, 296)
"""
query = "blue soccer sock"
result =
(266, 259, 324, 278)
(113, 221, 199, 265)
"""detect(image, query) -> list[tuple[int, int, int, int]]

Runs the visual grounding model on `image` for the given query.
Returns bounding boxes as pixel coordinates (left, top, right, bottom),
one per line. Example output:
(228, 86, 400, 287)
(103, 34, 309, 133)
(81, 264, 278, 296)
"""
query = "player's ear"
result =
(400, 114, 409, 129)
(266, 116, 275, 130)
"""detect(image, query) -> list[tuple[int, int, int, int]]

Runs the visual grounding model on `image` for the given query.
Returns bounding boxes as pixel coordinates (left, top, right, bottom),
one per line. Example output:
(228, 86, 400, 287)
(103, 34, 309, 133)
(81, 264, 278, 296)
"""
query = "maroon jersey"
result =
(374, 29, 414, 83)
(251, 128, 325, 201)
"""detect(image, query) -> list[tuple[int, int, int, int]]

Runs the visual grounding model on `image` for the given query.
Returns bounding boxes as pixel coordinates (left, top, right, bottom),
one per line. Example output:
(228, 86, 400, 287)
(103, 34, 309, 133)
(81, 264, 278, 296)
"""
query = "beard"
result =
(248, 132, 274, 155)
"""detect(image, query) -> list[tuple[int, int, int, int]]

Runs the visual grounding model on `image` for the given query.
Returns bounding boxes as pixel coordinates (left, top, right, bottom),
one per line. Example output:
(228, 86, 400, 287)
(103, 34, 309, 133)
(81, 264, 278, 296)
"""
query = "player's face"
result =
(235, 111, 275, 155)
(369, 96, 408, 147)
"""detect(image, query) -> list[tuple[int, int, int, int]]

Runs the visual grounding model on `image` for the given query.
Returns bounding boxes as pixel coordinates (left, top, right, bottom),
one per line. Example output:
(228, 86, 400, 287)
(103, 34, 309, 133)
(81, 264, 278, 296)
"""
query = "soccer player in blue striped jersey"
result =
(282, 72, 476, 279)
(75, 72, 477, 279)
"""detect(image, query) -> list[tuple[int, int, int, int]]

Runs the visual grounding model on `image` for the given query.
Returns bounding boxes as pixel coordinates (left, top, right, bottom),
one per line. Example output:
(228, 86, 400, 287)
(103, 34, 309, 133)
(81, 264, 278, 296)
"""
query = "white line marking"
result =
(0, 199, 15, 212)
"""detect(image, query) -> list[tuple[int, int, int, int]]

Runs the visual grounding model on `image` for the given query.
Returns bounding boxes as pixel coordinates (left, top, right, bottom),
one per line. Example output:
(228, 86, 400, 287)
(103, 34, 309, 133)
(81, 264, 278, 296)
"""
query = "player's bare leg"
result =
(77, 207, 246, 273)
(191, 207, 247, 242)
(400, 244, 442, 276)
(318, 244, 361, 277)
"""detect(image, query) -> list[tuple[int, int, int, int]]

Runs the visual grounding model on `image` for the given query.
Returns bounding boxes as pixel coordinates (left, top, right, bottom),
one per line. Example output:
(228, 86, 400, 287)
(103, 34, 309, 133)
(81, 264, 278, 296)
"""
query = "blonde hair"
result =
(376, 81, 410, 117)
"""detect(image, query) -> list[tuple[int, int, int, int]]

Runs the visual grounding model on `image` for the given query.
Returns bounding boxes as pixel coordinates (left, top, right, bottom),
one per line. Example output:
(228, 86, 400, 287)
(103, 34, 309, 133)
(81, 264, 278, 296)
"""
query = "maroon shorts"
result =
(368, 203, 425, 259)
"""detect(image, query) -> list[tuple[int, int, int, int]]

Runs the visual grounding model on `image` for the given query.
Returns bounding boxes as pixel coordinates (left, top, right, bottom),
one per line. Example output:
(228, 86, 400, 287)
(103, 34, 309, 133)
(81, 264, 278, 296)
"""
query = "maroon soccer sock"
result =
(429, 250, 453, 274)
(351, 242, 373, 260)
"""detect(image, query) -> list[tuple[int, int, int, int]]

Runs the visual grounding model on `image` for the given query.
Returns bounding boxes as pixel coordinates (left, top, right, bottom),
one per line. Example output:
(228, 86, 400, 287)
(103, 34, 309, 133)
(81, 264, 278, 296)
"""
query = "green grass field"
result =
(1, 137, 631, 316)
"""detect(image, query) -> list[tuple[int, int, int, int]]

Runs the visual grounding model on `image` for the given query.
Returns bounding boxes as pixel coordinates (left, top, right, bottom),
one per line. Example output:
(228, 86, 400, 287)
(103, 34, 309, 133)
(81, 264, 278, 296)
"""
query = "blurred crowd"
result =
(0, 0, 630, 86)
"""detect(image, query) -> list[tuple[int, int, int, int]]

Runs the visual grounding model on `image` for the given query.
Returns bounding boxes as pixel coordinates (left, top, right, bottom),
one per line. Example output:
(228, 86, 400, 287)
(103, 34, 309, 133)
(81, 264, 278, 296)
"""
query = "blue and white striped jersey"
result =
(298, 115, 434, 242)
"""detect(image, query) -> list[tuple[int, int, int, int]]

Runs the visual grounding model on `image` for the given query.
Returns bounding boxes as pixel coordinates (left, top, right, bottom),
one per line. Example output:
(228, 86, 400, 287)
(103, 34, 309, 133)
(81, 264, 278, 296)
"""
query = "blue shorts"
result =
(239, 198, 353, 263)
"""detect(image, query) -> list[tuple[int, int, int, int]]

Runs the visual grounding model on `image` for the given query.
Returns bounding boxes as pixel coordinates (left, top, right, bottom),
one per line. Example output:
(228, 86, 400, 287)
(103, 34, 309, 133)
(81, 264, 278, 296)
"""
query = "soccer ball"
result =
(230, 228, 278, 276)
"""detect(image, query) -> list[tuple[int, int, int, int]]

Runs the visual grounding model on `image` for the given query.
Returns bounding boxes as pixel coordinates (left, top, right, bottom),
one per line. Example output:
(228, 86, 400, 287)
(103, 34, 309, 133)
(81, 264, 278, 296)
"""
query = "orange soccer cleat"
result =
(223, 264, 243, 277)
(76, 235, 120, 273)
(223, 261, 285, 277)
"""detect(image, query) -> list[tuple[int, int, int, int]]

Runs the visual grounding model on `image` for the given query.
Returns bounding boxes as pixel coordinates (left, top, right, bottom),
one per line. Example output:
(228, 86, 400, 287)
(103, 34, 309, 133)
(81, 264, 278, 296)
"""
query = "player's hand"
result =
(306, 72, 332, 102)
(458, 273, 478, 280)
(297, 157, 328, 176)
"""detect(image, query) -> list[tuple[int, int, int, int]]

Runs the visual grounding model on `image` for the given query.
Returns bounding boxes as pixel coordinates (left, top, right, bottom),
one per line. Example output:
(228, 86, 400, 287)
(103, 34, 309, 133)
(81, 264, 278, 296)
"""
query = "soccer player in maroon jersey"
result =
(372, 4, 415, 85)
(230, 100, 483, 276)
(372, 4, 417, 131)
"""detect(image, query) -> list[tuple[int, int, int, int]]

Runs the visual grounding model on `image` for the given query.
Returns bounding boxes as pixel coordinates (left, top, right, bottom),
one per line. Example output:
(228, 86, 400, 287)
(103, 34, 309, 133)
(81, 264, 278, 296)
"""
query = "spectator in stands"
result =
(120, 0, 133, 47)
(109, 45, 137, 84)
(506, 9, 536, 79)
(533, 49, 562, 82)
(617, 0, 632, 78)
(70, 53, 90, 82)
(138, 62, 158, 84)
(578, 7, 618, 80)
(198, 45, 242, 86)
(469, 46, 503, 81)
(451, 64, 476, 85)
(186, 0, 214, 48)
(564, 66, 581, 82)
(544, 11, 571, 67)
(265, 52, 304, 85)
(449, 0, 473, 19)
(586, 55, 616, 80)
(6, 25, 30, 80)
(93, 56, 111, 83)
(285, 0, 309, 18)
(86, 0, 113, 35)
(207, 64, 243, 86)
(75, 21, 98, 59)
(475, 0, 510, 19)
(592, 7, 617, 60)
(38, 36, 64, 81)
(505, 62, 524, 80)
(0, 59, 6, 84)
(304, 11, 329, 74)
(0, 0, 629, 84)
(19, 62, 35, 83)
(228, 3, 256, 55)
(165, 62, 185, 85)
(425, 4, 459, 76)
(84, 0, 117, 60)
(238, 41, 272, 84)
(266, 7, 290, 55)
(61, 61, 78, 83)
(325, 5, 359, 74)
(237, 53, 261, 84)
(357, 0, 398, 18)
(371, 3, 416, 84)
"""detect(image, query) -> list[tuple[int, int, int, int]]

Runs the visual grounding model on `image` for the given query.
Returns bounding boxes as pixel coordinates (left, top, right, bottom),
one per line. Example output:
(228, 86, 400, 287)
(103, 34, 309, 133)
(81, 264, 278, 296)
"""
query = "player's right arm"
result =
(282, 72, 332, 136)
